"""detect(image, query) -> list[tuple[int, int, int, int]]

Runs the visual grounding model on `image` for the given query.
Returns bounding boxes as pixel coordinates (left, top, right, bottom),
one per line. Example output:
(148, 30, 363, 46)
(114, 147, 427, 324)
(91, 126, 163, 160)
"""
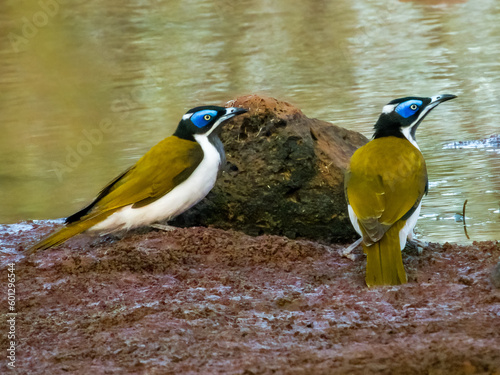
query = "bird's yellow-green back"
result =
(345, 94, 456, 287)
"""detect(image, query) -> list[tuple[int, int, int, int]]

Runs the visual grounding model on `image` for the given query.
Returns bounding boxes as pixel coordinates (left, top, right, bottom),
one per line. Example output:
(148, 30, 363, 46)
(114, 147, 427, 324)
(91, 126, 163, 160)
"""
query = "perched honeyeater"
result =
(344, 94, 456, 287)
(29, 105, 247, 252)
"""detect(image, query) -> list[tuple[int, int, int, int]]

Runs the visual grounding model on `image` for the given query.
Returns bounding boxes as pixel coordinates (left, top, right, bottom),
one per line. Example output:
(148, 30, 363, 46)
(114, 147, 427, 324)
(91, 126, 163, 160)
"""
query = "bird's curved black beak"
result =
(224, 107, 248, 119)
(430, 94, 457, 106)
(207, 107, 248, 136)
(411, 94, 457, 133)
(421, 94, 457, 117)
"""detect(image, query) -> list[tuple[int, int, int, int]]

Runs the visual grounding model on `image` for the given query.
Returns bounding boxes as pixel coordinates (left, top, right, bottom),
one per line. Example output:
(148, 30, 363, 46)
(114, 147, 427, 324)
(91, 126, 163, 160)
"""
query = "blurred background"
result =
(0, 0, 498, 243)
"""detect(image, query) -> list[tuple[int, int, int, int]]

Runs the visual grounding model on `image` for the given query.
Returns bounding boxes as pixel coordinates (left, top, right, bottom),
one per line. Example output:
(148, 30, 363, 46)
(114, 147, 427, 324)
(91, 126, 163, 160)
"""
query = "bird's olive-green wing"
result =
(346, 137, 427, 243)
(71, 136, 204, 221)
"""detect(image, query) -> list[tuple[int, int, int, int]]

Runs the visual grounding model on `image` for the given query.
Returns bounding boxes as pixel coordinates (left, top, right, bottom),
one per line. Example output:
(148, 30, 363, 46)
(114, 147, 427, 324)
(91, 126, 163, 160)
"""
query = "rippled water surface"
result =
(0, 0, 499, 243)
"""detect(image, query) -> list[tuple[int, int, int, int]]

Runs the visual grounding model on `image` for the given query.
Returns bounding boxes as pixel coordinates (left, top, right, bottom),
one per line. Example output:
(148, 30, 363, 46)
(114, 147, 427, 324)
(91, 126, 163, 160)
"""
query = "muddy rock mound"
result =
(173, 95, 368, 242)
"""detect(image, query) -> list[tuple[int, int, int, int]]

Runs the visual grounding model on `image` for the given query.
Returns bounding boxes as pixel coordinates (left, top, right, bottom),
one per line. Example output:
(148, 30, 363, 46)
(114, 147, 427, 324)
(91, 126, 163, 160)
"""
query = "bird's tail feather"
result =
(363, 220, 407, 287)
(28, 214, 109, 254)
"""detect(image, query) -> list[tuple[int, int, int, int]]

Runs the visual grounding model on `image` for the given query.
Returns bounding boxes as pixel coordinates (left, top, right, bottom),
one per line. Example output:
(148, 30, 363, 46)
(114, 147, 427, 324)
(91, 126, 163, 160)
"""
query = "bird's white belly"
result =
(399, 200, 422, 249)
(348, 201, 422, 251)
(91, 134, 220, 232)
(348, 205, 362, 237)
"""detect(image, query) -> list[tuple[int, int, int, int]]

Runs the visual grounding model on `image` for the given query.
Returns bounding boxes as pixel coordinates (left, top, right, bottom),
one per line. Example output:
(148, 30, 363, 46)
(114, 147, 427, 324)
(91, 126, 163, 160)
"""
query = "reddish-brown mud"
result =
(1, 223, 499, 374)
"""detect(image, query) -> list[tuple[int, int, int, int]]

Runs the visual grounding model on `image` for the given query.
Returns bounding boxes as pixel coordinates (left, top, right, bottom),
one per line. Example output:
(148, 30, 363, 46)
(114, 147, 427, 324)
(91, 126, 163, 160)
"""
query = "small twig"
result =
(463, 199, 470, 240)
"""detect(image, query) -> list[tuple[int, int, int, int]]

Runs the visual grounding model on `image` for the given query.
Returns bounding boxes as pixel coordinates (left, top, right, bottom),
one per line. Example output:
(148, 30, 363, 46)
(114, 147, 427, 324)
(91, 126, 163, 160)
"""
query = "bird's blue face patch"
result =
(190, 109, 219, 128)
(395, 100, 423, 118)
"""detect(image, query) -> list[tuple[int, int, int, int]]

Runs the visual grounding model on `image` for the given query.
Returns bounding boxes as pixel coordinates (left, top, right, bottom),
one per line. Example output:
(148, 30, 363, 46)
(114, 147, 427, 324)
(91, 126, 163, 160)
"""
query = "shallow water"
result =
(0, 0, 498, 243)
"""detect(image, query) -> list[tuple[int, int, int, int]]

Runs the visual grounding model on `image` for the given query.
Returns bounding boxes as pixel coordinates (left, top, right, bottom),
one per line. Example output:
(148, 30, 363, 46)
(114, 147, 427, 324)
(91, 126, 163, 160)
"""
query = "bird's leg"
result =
(150, 223, 177, 232)
(340, 238, 362, 261)
(405, 238, 428, 255)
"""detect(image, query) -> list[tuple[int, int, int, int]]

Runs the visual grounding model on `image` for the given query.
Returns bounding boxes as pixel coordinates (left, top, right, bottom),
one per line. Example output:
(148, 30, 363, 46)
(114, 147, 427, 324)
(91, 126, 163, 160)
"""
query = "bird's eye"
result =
(204, 114, 212, 121)
(410, 104, 418, 110)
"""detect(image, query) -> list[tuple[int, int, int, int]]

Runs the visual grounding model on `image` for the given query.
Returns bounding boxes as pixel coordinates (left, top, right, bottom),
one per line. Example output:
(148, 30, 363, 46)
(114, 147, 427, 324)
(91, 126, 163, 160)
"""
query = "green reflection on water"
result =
(0, 0, 498, 243)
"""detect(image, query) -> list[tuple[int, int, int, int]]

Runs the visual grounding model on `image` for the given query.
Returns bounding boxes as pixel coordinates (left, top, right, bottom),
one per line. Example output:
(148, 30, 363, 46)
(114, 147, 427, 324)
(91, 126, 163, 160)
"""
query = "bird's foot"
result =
(150, 223, 177, 232)
(405, 238, 428, 255)
(340, 238, 362, 261)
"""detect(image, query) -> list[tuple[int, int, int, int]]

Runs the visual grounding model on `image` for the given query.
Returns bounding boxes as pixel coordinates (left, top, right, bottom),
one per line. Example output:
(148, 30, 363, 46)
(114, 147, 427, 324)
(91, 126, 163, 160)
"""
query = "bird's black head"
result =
(174, 105, 247, 141)
(373, 94, 456, 142)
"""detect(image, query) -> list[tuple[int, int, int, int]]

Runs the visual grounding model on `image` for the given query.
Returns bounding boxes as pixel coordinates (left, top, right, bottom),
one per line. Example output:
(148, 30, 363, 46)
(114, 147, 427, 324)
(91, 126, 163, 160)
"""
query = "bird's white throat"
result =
(401, 126, 420, 150)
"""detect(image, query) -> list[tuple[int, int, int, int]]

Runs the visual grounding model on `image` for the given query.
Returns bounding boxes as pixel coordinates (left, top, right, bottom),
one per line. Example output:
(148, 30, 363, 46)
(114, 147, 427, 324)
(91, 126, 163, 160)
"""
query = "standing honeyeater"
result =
(345, 94, 456, 287)
(29, 106, 247, 253)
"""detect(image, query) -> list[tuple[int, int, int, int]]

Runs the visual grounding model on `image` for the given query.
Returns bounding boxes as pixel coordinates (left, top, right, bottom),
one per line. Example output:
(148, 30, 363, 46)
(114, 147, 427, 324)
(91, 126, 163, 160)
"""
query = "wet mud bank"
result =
(2, 223, 500, 374)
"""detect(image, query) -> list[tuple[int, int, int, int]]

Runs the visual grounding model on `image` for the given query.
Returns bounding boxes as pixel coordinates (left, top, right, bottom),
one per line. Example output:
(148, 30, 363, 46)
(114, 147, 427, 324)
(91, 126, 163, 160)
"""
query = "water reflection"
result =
(0, 0, 498, 243)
